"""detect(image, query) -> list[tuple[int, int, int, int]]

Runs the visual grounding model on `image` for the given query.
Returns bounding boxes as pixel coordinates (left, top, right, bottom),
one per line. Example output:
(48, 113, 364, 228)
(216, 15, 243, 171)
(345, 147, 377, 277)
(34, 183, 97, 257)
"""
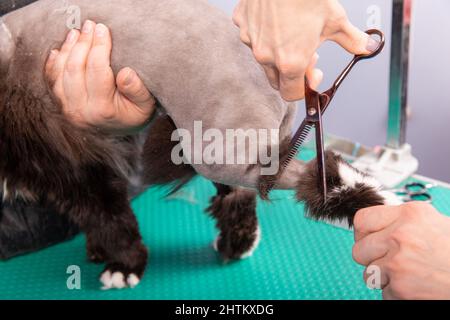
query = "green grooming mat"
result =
(1, 150, 449, 300)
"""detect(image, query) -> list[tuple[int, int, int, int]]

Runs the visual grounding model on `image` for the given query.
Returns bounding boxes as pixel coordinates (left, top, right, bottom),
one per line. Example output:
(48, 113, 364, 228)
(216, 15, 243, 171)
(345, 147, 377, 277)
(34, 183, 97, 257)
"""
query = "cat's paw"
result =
(100, 264, 142, 290)
(99, 244, 147, 290)
(213, 226, 261, 261)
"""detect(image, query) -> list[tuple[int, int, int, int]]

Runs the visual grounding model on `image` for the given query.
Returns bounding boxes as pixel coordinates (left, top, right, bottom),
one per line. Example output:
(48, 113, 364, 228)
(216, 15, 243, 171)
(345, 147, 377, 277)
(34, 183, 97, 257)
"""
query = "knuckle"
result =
(392, 223, 426, 252)
(353, 209, 368, 231)
(65, 59, 83, 74)
(276, 57, 307, 79)
(390, 226, 411, 245)
(252, 47, 273, 65)
(387, 254, 403, 273)
(232, 2, 245, 26)
(404, 201, 432, 214)
(86, 59, 108, 73)
(334, 14, 349, 28)
(352, 244, 363, 264)
(96, 104, 116, 121)
(362, 268, 369, 283)
(51, 81, 64, 98)
(280, 89, 304, 102)
(239, 31, 251, 45)
(326, 9, 349, 31)
(401, 202, 426, 221)
(391, 227, 425, 255)
(232, 13, 242, 27)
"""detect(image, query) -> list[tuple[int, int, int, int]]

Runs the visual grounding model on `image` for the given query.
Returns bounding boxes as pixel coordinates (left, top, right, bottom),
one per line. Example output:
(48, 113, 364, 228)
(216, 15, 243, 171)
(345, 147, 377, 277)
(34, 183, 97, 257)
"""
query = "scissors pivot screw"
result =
(260, 29, 385, 201)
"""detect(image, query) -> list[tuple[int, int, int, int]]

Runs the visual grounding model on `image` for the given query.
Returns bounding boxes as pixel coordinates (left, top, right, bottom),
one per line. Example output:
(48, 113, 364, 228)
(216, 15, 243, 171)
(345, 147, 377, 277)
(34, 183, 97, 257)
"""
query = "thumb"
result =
(329, 20, 379, 55)
(116, 67, 155, 111)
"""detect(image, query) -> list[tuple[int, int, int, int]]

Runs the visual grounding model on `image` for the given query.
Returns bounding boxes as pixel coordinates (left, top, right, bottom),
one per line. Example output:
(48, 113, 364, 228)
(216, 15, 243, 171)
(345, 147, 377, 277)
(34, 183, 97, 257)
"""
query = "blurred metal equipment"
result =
(352, 0, 419, 188)
(387, 0, 411, 147)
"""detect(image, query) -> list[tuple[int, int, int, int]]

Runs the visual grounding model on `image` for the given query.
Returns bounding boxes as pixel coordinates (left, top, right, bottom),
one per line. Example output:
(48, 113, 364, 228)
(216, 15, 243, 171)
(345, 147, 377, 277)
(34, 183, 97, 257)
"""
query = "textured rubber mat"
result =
(1, 150, 449, 300)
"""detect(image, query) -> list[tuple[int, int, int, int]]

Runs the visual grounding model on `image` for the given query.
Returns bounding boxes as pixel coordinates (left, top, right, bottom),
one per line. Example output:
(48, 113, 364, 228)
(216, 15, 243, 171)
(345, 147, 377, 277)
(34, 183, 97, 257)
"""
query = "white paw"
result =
(212, 235, 221, 252)
(239, 226, 261, 259)
(212, 226, 261, 260)
(127, 274, 140, 288)
(100, 270, 140, 290)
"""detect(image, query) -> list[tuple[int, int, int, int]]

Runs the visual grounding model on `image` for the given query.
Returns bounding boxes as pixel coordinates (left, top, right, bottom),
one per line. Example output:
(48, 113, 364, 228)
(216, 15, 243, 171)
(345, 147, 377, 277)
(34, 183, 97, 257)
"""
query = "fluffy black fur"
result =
(0, 83, 148, 283)
(297, 151, 385, 226)
(256, 137, 291, 200)
(207, 183, 259, 260)
(0, 194, 79, 260)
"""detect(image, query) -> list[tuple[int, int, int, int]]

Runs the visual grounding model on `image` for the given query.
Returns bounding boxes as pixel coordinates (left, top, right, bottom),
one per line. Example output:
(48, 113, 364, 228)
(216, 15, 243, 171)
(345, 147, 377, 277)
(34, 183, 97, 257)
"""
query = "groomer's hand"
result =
(45, 20, 155, 134)
(353, 202, 450, 300)
(233, 0, 379, 101)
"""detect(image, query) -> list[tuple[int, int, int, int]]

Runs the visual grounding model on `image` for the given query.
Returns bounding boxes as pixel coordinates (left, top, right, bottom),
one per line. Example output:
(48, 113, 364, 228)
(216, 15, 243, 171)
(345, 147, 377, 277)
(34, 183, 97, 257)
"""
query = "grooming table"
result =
(1, 149, 449, 300)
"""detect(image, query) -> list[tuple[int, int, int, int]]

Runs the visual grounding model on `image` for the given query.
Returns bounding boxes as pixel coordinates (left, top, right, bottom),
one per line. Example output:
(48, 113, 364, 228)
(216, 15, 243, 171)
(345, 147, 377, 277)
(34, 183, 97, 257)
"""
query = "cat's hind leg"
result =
(207, 183, 260, 261)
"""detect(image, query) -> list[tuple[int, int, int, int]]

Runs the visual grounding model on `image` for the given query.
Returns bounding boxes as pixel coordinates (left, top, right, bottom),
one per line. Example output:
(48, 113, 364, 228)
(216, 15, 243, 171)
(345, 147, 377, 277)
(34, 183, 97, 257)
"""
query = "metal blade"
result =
(261, 121, 313, 198)
(282, 121, 313, 170)
(315, 115, 327, 201)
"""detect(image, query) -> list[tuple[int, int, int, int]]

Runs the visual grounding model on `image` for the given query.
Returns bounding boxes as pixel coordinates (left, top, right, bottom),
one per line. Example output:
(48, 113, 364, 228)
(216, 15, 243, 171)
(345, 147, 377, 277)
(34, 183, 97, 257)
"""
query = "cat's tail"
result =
(296, 151, 400, 226)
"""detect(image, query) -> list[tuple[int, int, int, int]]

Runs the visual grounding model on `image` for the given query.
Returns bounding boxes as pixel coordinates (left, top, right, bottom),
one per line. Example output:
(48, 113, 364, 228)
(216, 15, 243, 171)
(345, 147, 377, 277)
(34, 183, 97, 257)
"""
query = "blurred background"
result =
(208, 0, 450, 183)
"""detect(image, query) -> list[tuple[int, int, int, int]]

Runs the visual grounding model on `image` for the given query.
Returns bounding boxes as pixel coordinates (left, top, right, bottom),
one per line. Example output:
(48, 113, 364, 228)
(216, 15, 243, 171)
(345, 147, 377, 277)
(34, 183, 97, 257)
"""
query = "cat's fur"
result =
(0, 0, 396, 289)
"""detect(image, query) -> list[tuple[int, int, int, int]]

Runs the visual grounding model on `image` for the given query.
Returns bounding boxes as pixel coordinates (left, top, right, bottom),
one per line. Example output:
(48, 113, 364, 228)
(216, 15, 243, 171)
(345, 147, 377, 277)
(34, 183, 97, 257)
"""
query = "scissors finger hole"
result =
(408, 193, 432, 203)
(405, 182, 427, 193)
(356, 29, 385, 60)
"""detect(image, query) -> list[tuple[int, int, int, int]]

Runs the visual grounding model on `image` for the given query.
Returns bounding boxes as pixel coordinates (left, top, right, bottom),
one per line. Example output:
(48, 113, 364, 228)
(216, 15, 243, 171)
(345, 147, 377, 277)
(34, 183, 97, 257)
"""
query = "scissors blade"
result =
(260, 120, 313, 198)
(281, 121, 314, 170)
(315, 112, 327, 201)
(261, 30, 384, 198)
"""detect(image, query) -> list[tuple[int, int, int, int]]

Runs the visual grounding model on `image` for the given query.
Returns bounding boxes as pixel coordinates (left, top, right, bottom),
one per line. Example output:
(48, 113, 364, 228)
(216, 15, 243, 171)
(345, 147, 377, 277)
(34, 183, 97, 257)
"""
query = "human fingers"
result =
(86, 23, 115, 99)
(63, 20, 96, 102)
(354, 205, 402, 241)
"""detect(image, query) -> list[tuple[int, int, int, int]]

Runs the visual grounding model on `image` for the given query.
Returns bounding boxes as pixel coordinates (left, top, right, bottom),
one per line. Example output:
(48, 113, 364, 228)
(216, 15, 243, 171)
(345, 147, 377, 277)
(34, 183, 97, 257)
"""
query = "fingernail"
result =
(95, 24, 107, 37)
(366, 36, 380, 52)
(124, 69, 135, 86)
(82, 20, 94, 34)
(66, 29, 77, 43)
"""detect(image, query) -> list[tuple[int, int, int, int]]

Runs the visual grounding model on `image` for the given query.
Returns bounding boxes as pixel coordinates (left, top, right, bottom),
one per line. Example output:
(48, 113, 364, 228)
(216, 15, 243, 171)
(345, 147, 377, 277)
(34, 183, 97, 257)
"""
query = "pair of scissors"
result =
(388, 182, 435, 203)
(263, 29, 385, 201)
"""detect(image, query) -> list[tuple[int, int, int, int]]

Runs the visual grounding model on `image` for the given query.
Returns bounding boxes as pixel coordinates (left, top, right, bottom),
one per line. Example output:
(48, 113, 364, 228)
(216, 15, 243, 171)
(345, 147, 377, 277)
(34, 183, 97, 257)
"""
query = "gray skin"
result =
(0, 0, 306, 190)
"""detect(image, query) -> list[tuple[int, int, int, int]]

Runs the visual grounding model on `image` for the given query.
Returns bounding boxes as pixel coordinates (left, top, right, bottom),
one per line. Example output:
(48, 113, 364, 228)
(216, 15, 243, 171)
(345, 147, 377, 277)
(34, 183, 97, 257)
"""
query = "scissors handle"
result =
(261, 30, 385, 199)
(355, 29, 386, 60)
(322, 30, 386, 106)
(390, 182, 435, 204)
(404, 182, 433, 191)
(405, 193, 433, 203)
